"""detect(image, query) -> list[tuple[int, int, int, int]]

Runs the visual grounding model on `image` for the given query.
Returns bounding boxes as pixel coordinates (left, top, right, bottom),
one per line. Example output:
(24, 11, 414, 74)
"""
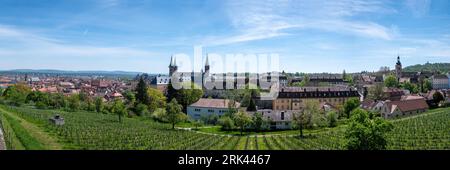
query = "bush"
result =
(327, 111, 338, 127)
(200, 113, 219, 125)
(151, 108, 167, 122)
(218, 116, 234, 130)
(35, 101, 47, 109)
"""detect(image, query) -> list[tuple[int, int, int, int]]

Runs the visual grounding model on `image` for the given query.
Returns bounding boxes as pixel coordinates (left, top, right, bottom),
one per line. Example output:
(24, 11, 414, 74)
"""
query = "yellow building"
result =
(272, 87, 360, 111)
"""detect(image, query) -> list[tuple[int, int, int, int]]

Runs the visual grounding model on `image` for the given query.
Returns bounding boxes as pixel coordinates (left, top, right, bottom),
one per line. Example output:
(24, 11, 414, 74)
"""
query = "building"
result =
(187, 98, 241, 119)
(271, 86, 360, 111)
(384, 88, 405, 101)
(150, 75, 170, 94)
(380, 99, 429, 119)
(431, 74, 448, 90)
(249, 110, 293, 130)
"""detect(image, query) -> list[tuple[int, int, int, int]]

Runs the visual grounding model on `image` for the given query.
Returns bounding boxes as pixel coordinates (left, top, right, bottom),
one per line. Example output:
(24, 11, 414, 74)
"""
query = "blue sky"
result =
(0, 0, 449, 73)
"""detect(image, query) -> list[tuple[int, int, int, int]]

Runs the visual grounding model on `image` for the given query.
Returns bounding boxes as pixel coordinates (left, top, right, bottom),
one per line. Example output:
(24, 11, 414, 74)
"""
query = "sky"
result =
(0, 0, 449, 74)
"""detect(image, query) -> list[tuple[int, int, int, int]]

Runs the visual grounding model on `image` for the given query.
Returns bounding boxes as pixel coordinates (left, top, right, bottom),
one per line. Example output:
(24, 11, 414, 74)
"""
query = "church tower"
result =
(395, 55, 402, 79)
(169, 55, 177, 77)
(204, 55, 210, 76)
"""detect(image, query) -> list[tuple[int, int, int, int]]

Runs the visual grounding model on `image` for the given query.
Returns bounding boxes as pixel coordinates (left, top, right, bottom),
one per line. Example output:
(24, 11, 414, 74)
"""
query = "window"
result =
(281, 112, 285, 120)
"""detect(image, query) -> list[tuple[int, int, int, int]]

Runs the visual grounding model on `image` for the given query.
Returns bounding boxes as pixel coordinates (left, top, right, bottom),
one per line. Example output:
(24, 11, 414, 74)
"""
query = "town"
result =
(1, 56, 449, 133)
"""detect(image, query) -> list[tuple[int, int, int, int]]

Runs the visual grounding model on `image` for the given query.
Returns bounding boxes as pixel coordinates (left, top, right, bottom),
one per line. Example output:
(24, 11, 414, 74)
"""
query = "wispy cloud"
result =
(203, 0, 397, 46)
(0, 24, 155, 60)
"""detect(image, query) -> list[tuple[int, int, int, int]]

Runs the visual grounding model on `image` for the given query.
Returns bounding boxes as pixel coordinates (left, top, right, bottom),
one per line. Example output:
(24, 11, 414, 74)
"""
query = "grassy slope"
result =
(0, 106, 62, 150)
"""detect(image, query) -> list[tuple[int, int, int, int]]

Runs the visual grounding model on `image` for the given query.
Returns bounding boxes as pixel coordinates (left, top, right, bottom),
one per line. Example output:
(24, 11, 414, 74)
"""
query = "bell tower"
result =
(395, 55, 402, 79)
(169, 56, 177, 77)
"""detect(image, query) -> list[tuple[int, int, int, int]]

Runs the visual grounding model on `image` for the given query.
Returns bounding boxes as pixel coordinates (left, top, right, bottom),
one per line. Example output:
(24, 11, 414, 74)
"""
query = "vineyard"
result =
(0, 105, 449, 150)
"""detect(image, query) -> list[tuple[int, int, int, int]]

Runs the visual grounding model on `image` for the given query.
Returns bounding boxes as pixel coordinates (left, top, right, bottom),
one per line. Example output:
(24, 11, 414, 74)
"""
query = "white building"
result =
(431, 74, 449, 90)
(187, 98, 240, 119)
(250, 110, 293, 130)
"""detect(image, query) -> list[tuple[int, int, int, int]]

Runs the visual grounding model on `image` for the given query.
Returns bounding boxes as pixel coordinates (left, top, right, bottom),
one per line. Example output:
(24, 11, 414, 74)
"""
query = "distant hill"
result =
(403, 63, 450, 74)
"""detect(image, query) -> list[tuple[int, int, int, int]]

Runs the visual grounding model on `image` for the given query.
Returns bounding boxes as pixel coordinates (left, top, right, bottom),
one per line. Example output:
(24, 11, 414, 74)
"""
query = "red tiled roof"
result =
(189, 98, 241, 109)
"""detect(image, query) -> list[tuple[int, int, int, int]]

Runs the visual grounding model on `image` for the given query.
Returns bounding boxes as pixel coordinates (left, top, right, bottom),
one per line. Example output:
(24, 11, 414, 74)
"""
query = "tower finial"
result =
(169, 55, 173, 67)
(174, 57, 177, 67)
(205, 54, 210, 66)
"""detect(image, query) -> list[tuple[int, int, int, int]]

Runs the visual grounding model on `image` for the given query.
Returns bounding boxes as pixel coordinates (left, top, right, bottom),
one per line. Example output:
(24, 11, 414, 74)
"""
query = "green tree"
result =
(135, 77, 150, 104)
(111, 99, 127, 123)
(433, 91, 445, 105)
(401, 81, 419, 94)
(3, 84, 30, 106)
(68, 94, 81, 112)
(233, 111, 252, 135)
(368, 83, 386, 101)
(94, 97, 104, 113)
(146, 88, 167, 113)
(252, 112, 265, 132)
(344, 108, 393, 150)
(169, 82, 203, 112)
(327, 111, 338, 127)
(218, 116, 234, 130)
(246, 99, 257, 111)
(134, 103, 150, 117)
(292, 111, 312, 138)
(384, 74, 399, 88)
(151, 108, 167, 122)
(344, 98, 360, 119)
(422, 79, 432, 93)
(165, 99, 187, 129)
(123, 90, 136, 106)
(192, 119, 203, 130)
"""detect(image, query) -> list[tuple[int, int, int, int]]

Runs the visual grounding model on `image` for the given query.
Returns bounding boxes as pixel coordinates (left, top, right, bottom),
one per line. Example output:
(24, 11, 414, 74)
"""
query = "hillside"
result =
(403, 63, 450, 74)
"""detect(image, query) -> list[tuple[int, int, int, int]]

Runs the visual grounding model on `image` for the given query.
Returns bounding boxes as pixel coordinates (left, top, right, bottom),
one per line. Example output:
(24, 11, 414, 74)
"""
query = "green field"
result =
(0, 105, 449, 150)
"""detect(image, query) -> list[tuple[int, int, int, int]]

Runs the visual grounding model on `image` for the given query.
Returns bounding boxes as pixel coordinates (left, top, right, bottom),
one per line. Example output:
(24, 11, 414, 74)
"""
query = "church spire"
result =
(169, 55, 173, 67)
(205, 55, 210, 66)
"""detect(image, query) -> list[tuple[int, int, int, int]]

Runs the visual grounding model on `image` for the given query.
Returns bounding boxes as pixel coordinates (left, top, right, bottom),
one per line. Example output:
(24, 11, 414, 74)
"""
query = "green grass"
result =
(1, 112, 43, 150)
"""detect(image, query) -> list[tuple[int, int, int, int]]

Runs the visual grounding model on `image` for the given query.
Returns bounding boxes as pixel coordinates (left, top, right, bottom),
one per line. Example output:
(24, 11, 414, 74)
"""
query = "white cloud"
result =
(0, 25, 155, 60)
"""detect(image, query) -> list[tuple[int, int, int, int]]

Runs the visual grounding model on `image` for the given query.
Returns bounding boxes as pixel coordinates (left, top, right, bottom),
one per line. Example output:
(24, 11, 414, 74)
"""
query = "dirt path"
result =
(0, 107, 63, 150)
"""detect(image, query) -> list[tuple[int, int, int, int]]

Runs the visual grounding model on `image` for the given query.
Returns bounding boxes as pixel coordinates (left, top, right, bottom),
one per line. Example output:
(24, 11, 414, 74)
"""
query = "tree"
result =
(422, 79, 432, 93)
(134, 103, 149, 117)
(123, 90, 136, 106)
(218, 116, 234, 130)
(192, 119, 203, 130)
(111, 99, 127, 123)
(94, 97, 104, 113)
(344, 98, 360, 119)
(146, 88, 166, 113)
(384, 74, 399, 88)
(327, 111, 338, 127)
(344, 108, 393, 150)
(165, 99, 187, 129)
(252, 112, 265, 132)
(68, 94, 81, 112)
(151, 108, 167, 122)
(135, 77, 150, 104)
(433, 91, 445, 105)
(292, 111, 312, 138)
(168, 82, 203, 112)
(233, 111, 252, 135)
(368, 83, 386, 101)
(50, 93, 67, 109)
(3, 84, 30, 106)
(401, 81, 419, 94)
